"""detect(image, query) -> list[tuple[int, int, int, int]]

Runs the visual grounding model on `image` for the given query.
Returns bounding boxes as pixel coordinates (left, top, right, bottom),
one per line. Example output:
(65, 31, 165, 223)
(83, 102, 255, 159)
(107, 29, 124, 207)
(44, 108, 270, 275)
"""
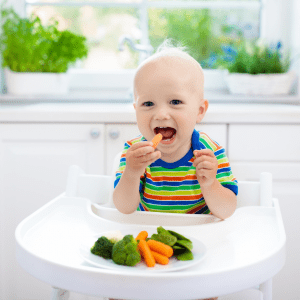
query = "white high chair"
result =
(15, 152, 285, 300)
(62, 152, 274, 300)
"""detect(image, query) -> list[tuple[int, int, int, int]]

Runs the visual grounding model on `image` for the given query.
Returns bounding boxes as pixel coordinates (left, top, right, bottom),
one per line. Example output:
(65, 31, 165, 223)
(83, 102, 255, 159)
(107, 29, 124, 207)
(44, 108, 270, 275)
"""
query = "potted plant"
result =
(217, 40, 296, 95)
(0, 5, 89, 95)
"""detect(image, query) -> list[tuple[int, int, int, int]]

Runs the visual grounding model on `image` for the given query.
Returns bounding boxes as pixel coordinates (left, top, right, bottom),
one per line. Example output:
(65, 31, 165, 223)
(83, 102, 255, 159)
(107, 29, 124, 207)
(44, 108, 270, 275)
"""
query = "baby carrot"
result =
(147, 240, 173, 258)
(138, 240, 156, 267)
(152, 133, 163, 149)
(135, 231, 148, 241)
(151, 251, 169, 265)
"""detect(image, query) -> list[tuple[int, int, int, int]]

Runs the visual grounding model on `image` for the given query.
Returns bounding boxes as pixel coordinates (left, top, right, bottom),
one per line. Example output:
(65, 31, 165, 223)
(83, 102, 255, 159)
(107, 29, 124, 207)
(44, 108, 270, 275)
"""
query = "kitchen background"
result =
(0, 0, 300, 299)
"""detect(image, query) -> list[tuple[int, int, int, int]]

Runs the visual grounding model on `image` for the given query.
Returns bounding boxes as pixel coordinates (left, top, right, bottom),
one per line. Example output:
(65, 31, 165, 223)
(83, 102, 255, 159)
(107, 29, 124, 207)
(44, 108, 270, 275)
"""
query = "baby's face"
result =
(133, 56, 208, 162)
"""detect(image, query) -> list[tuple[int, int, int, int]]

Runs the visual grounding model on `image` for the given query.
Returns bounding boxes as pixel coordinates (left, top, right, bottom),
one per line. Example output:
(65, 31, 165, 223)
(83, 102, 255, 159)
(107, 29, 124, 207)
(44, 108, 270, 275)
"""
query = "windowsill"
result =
(0, 89, 300, 105)
(0, 89, 133, 103)
(2, 68, 299, 104)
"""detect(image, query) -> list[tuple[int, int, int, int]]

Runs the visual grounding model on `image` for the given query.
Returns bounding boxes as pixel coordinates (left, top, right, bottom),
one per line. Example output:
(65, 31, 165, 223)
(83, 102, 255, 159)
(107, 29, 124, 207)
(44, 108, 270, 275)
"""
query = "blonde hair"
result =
(135, 39, 201, 73)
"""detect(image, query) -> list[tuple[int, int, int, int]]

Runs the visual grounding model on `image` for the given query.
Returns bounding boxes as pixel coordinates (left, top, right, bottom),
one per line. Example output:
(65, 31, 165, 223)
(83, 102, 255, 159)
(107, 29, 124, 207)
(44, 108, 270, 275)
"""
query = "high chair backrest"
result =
(236, 172, 272, 208)
(65, 152, 123, 206)
(107, 151, 123, 207)
(65, 166, 111, 204)
(65, 152, 273, 209)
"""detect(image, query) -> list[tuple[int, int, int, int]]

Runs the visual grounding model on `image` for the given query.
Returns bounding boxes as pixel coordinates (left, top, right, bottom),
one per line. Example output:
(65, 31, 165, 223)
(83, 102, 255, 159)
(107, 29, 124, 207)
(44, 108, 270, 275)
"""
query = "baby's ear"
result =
(196, 99, 209, 123)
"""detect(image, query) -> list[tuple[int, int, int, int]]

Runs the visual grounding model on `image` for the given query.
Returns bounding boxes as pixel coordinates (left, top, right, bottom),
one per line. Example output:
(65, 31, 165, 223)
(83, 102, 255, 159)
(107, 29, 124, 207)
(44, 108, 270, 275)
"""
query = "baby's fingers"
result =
(136, 146, 156, 158)
(193, 149, 215, 157)
(195, 161, 215, 171)
(140, 150, 161, 164)
(193, 155, 215, 168)
(130, 141, 153, 152)
(129, 143, 155, 158)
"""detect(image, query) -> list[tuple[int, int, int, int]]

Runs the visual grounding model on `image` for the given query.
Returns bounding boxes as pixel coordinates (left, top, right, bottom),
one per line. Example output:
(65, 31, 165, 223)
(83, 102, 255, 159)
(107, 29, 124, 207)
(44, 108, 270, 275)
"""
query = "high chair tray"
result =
(15, 194, 286, 300)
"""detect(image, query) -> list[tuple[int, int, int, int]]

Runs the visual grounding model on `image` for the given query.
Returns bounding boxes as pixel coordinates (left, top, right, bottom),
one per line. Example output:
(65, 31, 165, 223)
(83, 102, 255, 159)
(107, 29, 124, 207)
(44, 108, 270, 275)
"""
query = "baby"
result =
(112, 41, 238, 300)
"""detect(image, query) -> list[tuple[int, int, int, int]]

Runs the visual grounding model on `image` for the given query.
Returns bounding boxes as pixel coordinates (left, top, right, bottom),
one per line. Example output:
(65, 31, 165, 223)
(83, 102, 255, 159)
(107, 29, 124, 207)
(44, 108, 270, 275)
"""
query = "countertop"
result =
(1, 91, 300, 123)
(1, 101, 300, 123)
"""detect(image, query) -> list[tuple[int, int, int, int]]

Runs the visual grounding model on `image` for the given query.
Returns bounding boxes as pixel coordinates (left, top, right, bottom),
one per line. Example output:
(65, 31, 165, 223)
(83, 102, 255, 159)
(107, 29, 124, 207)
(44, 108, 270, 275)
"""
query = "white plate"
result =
(79, 229, 207, 273)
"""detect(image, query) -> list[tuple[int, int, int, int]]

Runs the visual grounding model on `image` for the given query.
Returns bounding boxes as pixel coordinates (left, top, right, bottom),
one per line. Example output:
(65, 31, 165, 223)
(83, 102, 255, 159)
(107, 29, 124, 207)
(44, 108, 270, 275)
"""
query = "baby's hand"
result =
(125, 141, 161, 177)
(193, 149, 218, 188)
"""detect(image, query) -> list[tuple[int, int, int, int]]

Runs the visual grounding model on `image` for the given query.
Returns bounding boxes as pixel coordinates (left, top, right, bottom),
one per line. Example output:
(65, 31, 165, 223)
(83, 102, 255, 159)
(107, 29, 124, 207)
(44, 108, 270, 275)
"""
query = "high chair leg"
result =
(259, 279, 272, 300)
(51, 287, 70, 300)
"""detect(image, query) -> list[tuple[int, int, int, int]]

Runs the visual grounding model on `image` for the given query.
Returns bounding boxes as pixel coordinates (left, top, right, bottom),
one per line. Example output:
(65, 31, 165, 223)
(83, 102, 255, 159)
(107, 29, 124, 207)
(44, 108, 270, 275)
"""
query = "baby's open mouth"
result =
(154, 127, 176, 141)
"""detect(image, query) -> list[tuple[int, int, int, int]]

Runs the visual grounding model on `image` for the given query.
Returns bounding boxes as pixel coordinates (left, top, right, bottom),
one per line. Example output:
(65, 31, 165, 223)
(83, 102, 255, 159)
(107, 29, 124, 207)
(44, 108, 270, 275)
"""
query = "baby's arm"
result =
(193, 149, 237, 220)
(113, 141, 161, 214)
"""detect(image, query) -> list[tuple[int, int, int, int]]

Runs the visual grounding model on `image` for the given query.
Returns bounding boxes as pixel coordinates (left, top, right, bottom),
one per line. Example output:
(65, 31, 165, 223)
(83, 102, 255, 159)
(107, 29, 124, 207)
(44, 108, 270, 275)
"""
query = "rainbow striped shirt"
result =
(114, 129, 238, 214)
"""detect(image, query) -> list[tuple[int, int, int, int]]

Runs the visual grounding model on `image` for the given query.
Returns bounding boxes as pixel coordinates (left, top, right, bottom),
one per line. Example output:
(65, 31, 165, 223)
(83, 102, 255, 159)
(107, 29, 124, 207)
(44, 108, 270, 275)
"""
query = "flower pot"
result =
(5, 68, 70, 96)
(224, 71, 297, 95)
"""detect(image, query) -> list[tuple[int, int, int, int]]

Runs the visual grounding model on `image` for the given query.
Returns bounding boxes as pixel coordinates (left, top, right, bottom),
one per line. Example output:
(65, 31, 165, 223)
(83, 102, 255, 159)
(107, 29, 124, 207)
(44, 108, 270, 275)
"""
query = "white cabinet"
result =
(228, 124, 300, 162)
(0, 124, 105, 300)
(105, 123, 140, 176)
(228, 124, 300, 300)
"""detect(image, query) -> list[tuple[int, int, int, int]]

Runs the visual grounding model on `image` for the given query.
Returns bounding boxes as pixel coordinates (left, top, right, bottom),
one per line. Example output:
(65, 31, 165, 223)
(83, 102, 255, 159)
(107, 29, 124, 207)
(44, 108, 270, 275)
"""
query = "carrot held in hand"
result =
(138, 240, 156, 267)
(152, 133, 163, 149)
(151, 251, 169, 265)
(147, 239, 173, 258)
(135, 231, 148, 241)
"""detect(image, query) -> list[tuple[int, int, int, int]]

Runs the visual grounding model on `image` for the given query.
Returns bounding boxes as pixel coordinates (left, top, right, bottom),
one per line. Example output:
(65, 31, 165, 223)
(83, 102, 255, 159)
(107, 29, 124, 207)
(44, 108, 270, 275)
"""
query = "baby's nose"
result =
(155, 107, 170, 120)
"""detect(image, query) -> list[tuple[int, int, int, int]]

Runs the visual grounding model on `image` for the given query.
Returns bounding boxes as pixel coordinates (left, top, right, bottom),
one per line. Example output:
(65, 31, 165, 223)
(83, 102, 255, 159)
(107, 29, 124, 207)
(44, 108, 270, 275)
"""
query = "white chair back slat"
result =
(107, 151, 123, 207)
(260, 172, 273, 207)
(236, 181, 260, 209)
(65, 165, 84, 197)
(77, 174, 111, 204)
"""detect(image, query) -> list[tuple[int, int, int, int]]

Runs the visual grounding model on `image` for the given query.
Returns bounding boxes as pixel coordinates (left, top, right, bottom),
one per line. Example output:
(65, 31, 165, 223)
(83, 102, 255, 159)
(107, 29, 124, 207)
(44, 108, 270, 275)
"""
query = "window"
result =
(4, 0, 290, 96)
(25, 0, 262, 70)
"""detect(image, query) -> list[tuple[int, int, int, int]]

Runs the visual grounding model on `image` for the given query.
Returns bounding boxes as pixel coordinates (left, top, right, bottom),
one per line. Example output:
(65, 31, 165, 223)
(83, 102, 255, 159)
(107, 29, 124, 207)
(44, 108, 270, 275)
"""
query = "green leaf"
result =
(168, 230, 192, 243)
(176, 249, 194, 261)
(173, 247, 186, 256)
(150, 233, 177, 246)
(157, 226, 173, 236)
(173, 245, 185, 249)
(175, 240, 193, 251)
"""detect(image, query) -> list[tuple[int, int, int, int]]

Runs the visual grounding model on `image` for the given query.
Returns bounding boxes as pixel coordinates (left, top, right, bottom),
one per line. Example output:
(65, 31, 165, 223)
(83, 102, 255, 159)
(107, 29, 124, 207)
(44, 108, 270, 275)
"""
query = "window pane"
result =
(27, 6, 140, 69)
(148, 8, 260, 69)
(27, 0, 141, 3)
(148, 0, 259, 2)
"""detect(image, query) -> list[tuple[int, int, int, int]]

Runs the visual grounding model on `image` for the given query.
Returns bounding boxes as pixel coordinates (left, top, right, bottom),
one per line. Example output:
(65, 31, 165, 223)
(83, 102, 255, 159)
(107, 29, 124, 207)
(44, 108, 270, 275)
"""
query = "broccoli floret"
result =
(91, 236, 114, 259)
(112, 234, 141, 266)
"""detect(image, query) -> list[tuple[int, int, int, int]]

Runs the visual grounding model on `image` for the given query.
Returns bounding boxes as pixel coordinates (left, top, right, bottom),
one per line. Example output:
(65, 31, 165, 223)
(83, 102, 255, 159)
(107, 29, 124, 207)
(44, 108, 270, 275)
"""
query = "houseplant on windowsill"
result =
(0, 5, 88, 96)
(217, 40, 296, 95)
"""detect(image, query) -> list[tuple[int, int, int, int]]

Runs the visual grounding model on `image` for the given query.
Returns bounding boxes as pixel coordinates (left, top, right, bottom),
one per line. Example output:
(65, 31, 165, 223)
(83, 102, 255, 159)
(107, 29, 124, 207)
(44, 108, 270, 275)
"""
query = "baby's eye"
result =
(170, 99, 182, 105)
(142, 101, 154, 107)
